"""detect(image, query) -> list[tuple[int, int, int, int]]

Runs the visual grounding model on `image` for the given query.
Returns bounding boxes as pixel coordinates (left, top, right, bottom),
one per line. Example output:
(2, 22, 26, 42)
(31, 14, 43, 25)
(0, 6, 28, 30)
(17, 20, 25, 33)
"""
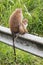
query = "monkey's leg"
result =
(12, 32, 16, 62)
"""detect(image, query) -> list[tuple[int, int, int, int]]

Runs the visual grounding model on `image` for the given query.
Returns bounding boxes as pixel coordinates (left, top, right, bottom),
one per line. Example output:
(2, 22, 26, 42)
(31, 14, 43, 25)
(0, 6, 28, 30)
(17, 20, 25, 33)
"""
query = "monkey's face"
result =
(23, 19, 28, 28)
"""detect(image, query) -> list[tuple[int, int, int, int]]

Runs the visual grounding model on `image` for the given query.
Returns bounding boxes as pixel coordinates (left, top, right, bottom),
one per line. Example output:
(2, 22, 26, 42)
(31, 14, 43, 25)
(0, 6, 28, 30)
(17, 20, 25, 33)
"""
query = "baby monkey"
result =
(9, 8, 28, 62)
(19, 18, 28, 34)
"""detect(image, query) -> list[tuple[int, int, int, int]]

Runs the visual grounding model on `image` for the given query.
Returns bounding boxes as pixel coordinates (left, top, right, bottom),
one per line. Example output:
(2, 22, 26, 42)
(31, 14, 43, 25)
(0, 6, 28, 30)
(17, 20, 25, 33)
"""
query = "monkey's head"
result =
(15, 8, 22, 16)
(15, 8, 22, 13)
(22, 19, 28, 28)
(14, 8, 23, 22)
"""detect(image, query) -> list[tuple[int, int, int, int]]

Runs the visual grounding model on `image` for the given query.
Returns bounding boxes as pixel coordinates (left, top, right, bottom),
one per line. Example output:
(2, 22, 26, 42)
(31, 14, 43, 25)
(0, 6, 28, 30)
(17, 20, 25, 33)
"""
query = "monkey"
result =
(9, 8, 22, 62)
(9, 8, 23, 33)
(19, 18, 28, 34)
(9, 8, 28, 62)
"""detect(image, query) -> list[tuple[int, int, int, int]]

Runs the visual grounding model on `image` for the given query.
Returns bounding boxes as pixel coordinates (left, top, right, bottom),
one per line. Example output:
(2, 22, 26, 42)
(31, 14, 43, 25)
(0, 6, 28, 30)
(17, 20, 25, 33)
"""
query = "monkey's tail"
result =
(12, 32, 16, 62)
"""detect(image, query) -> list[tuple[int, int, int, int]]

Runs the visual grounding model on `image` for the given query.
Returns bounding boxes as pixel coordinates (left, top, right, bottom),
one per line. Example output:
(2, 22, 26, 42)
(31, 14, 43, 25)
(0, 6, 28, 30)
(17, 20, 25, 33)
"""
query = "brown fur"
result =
(19, 19, 28, 34)
(9, 8, 28, 34)
(9, 8, 23, 33)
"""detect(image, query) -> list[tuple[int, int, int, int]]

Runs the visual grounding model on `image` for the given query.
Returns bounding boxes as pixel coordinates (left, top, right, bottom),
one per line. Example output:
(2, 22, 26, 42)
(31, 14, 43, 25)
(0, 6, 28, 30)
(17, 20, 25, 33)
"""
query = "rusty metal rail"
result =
(0, 26, 43, 58)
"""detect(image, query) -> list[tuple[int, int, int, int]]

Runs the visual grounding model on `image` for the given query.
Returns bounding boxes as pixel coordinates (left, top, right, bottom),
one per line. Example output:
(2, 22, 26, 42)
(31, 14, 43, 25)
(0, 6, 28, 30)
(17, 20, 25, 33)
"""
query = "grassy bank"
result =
(0, 0, 43, 65)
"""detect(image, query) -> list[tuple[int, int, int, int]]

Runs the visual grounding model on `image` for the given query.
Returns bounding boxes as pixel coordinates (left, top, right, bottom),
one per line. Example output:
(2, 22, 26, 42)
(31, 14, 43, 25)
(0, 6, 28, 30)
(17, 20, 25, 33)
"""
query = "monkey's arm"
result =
(19, 24, 25, 34)
(19, 23, 28, 34)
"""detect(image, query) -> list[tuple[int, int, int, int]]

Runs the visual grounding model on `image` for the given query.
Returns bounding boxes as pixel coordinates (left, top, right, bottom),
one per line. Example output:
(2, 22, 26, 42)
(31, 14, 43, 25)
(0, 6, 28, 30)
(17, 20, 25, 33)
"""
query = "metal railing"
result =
(0, 26, 43, 58)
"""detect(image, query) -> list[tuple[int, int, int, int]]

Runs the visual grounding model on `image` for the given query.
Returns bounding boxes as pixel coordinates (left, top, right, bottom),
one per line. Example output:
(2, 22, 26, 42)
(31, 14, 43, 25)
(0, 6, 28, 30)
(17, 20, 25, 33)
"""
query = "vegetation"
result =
(0, 42, 43, 65)
(0, 0, 43, 65)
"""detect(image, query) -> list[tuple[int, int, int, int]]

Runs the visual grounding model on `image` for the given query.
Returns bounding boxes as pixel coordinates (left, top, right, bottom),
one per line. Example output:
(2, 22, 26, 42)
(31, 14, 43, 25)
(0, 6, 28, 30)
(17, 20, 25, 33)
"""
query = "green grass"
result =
(0, 0, 43, 65)
(0, 42, 43, 65)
